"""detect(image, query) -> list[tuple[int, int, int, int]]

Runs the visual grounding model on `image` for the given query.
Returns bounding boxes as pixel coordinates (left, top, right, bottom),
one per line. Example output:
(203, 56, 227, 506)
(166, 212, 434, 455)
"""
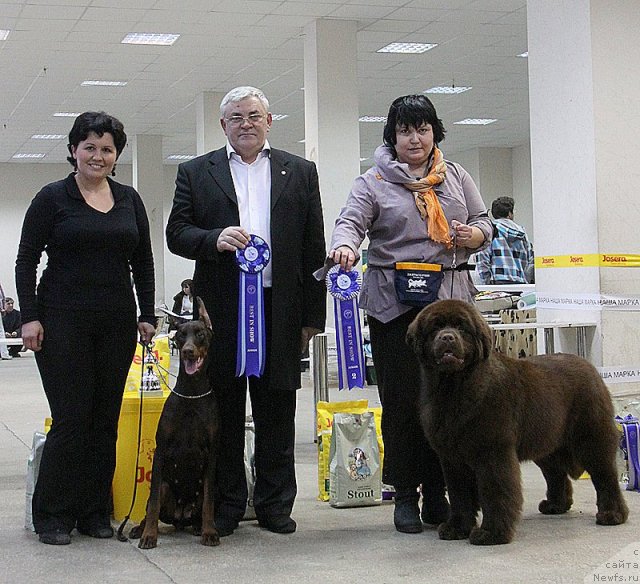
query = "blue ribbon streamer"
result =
(236, 235, 270, 378)
(326, 266, 365, 390)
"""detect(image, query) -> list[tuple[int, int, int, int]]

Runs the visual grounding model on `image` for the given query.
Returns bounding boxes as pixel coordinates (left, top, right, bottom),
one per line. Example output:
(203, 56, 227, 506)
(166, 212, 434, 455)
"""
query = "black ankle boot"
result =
(421, 496, 450, 525)
(393, 487, 422, 533)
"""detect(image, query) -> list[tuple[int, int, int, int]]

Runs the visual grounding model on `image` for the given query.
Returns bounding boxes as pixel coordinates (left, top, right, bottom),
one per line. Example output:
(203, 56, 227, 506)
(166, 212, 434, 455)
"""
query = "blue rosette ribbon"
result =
(616, 414, 640, 491)
(326, 265, 365, 390)
(235, 234, 270, 377)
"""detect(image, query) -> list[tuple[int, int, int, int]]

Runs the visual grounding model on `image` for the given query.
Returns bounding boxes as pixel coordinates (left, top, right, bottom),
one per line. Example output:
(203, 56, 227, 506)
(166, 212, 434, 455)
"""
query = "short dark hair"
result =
(66, 111, 127, 169)
(383, 94, 446, 154)
(491, 196, 515, 219)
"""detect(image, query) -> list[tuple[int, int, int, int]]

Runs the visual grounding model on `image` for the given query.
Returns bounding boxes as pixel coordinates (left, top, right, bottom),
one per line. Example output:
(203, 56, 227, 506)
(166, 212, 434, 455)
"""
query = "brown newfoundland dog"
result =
(406, 299, 628, 545)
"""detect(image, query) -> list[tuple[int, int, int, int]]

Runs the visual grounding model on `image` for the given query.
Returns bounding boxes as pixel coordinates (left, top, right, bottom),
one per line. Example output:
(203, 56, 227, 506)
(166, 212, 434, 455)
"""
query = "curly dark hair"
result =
(382, 94, 446, 156)
(491, 196, 515, 219)
(66, 111, 127, 173)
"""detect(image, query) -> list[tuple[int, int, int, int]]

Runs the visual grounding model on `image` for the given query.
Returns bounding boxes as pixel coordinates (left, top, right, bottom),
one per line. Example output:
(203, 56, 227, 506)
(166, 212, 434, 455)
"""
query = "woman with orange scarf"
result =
(328, 95, 492, 533)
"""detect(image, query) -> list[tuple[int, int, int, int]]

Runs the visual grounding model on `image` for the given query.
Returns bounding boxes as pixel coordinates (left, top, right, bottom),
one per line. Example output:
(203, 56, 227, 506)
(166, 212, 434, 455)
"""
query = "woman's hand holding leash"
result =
(138, 322, 156, 345)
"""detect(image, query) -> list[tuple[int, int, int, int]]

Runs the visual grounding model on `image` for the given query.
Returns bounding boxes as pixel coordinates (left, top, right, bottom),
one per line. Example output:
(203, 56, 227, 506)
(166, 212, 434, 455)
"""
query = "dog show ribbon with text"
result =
(326, 265, 365, 390)
(235, 234, 270, 378)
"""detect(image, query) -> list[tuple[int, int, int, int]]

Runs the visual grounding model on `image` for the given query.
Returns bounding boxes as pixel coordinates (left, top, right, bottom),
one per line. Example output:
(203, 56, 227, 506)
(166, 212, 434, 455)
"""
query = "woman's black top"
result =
(16, 173, 156, 325)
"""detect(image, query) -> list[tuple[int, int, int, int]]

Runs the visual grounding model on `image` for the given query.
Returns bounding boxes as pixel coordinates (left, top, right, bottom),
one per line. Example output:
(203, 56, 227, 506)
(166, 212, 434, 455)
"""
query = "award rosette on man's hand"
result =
(236, 234, 270, 377)
(326, 265, 365, 390)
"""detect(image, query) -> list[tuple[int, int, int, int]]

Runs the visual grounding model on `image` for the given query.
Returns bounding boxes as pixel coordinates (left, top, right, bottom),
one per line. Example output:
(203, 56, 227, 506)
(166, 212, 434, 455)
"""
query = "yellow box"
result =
(112, 389, 170, 523)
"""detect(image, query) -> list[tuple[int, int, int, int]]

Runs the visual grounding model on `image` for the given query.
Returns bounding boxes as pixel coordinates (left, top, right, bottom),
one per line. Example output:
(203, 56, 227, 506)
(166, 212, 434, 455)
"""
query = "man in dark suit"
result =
(166, 86, 326, 536)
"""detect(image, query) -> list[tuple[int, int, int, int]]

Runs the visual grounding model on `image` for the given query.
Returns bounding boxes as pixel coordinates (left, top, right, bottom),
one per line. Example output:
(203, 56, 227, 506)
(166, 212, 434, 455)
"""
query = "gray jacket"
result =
(330, 145, 492, 323)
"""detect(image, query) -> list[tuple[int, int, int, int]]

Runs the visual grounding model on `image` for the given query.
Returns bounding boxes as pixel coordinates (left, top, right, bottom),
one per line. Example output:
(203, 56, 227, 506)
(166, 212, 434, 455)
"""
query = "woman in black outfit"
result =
(16, 112, 156, 545)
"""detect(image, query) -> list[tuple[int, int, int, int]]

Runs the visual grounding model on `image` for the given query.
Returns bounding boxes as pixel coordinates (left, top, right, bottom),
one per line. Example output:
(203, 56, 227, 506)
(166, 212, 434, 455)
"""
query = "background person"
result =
(0, 282, 12, 360)
(168, 278, 194, 332)
(15, 111, 156, 545)
(2, 297, 22, 357)
(328, 94, 492, 534)
(475, 196, 534, 284)
(171, 278, 194, 317)
(166, 86, 326, 536)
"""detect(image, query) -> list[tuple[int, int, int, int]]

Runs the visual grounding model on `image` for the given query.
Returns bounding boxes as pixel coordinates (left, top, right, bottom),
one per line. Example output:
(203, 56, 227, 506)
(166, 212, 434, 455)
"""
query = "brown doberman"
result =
(130, 297, 220, 548)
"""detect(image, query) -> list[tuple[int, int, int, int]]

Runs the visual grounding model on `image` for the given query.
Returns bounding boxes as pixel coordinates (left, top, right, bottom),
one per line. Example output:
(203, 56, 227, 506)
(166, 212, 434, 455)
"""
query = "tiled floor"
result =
(1, 349, 639, 584)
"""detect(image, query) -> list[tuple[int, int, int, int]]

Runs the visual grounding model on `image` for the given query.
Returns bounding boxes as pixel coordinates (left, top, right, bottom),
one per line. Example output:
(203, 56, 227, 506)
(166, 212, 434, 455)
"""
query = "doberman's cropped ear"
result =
(196, 297, 212, 330)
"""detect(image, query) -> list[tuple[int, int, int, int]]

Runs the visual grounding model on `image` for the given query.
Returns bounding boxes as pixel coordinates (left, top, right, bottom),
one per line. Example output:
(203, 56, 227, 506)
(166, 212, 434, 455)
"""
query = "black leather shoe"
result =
(215, 516, 239, 537)
(394, 488, 423, 534)
(257, 515, 297, 534)
(38, 529, 71, 545)
(77, 524, 114, 539)
(421, 498, 450, 525)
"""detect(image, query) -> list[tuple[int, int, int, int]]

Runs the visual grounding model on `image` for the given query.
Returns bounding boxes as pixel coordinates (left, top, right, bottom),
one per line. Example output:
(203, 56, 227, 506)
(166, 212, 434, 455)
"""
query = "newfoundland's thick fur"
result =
(406, 299, 628, 545)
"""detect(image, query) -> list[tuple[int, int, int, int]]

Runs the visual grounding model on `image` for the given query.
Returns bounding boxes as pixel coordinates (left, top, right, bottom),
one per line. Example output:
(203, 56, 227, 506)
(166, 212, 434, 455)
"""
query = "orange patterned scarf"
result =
(403, 147, 452, 248)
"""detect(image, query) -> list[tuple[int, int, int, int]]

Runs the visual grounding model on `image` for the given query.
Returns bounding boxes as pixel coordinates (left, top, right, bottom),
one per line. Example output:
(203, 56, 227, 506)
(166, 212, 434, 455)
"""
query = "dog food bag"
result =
(617, 414, 640, 491)
(124, 336, 171, 392)
(243, 416, 256, 520)
(317, 400, 370, 501)
(329, 412, 382, 508)
(25, 431, 46, 531)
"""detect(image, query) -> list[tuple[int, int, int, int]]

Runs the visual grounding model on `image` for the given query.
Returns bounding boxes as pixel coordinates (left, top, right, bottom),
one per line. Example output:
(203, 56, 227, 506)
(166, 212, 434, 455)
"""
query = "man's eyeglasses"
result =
(225, 113, 265, 127)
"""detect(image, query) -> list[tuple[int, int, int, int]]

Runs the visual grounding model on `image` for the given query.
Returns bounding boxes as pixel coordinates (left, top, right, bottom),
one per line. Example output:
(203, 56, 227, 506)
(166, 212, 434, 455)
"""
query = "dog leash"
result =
(144, 348, 213, 399)
(116, 340, 151, 543)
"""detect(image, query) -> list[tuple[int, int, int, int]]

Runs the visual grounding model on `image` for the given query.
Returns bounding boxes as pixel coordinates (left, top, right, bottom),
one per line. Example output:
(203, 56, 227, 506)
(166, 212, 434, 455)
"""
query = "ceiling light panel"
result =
(0, 30, 10, 41)
(270, 114, 289, 121)
(377, 42, 437, 54)
(424, 86, 472, 94)
(359, 116, 387, 122)
(53, 112, 82, 117)
(454, 118, 497, 125)
(121, 33, 180, 46)
(13, 153, 46, 159)
(81, 80, 128, 86)
(31, 135, 66, 140)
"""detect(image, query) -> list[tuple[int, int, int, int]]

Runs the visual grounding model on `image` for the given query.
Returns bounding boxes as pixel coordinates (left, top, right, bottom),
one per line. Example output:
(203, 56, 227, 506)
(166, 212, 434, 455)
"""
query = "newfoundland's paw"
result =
(437, 521, 471, 540)
(469, 526, 512, 546)
(538, 499, 571, 515)
(201, 530, 221, 546)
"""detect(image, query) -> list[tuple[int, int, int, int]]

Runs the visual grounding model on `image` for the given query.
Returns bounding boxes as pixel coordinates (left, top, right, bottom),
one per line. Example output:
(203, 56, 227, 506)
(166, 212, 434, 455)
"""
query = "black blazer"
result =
(166, 147, 326, 391)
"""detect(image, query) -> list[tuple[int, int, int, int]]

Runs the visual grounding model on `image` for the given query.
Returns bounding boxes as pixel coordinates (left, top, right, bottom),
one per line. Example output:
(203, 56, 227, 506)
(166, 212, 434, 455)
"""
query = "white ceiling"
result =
(0, 0, 529, 165)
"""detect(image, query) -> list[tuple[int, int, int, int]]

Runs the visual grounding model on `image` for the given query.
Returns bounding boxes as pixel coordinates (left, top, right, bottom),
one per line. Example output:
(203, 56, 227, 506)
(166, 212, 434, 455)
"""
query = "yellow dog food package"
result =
(316, 400, 384, 501)
(124, 336, 171, 392)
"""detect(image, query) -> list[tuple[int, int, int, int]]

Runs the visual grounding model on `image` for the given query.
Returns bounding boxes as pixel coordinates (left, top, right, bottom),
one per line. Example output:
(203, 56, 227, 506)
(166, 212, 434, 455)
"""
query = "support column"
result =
(132, 134, 165, 308)
(304, 19, 360, 246)
(196, 91, 226, 155)
(527, 0, 640, 403)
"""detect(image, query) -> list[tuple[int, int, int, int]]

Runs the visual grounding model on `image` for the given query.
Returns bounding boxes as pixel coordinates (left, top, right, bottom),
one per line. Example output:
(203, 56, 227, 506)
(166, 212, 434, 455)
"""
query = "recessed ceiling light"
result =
(166, 154, 196, 160)
(271, 114, 288, 121)
(517, 51, 528, 58)
(81, 80, 128, 87)
(31, 134, 66, 140)
(13, 153, 46, 159)
(377, 42, 437, 54)
(359, 116, 387, 123)
(0, 30, 10, 41)
(454, 118, 497, 125)
(424, 86, 472, 94)
(53, 112, 82, 117)
(121, 33, 180, 46)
